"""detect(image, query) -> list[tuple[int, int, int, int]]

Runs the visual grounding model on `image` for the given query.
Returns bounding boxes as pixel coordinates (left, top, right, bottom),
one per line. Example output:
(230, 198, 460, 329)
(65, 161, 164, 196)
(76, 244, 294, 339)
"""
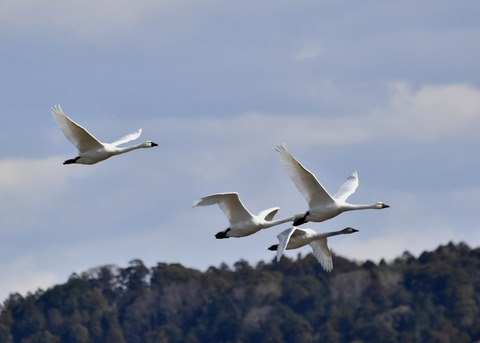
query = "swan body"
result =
(51, 105, 158, 165)
(275, 143, 389, 226)
(268, 227, 358, 271)
(192, 192, 293, 238)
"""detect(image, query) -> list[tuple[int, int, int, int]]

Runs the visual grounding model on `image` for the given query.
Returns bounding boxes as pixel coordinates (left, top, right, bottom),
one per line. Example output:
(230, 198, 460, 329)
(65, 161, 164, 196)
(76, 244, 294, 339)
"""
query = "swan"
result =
(51, 105, 158, 165)
(275, 143, 389, 226)
(192, 192, 293, 238)
(268, 226, 358, 271)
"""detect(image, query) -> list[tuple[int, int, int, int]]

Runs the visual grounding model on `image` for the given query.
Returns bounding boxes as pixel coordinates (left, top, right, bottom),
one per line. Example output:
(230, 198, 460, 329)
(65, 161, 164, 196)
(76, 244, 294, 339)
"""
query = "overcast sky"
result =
(1, 0, 479, 301)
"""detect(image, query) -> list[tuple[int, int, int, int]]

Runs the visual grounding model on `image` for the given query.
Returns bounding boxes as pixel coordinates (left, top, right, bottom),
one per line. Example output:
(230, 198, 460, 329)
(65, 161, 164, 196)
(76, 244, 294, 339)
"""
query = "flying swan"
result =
(192, 192, 293, 238)
(275, 143, 389, 226)
(51, 105, 158, 165)
(268, 226, 358, 271)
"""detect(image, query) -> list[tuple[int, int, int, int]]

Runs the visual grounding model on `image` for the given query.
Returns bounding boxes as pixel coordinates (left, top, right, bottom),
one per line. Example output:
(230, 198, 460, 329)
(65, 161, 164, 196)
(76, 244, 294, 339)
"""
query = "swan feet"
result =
(215, 228, 230, 239)
(293, 211, 309, 226)
(268, 244, 278, 251)
(64, 156, 80, 165)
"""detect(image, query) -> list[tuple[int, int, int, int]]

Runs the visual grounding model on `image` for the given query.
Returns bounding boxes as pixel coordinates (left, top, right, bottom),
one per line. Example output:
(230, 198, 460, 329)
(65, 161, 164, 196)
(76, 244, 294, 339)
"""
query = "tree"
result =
(1, 243, 480, 343)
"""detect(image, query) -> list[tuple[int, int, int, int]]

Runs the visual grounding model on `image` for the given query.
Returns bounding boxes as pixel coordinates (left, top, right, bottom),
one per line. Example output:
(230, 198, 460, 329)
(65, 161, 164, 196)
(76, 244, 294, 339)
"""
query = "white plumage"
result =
(275, 143, 389, 226)
(51, 105, 158, 165)
(269, 227, 359, 271)
(192, 192, 293, 238)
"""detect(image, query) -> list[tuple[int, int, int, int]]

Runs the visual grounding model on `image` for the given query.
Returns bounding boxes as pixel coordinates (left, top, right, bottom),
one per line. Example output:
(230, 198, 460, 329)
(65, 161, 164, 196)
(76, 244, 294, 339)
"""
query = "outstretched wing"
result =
(192, 192, 253, 225)
(51, 105, 103, 153)
(258, 207, 280, 221)
(332, 171, 359, 202)
(309, 238, 333, 272)
(110, 128, 142, 147)
(275, 227, 296, 262)
(275, 143, 334, 208)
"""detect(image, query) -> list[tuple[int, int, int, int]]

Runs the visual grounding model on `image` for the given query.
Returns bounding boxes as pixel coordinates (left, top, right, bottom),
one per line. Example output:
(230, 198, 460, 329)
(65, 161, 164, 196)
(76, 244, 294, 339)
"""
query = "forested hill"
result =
(1, 242, 480, 343)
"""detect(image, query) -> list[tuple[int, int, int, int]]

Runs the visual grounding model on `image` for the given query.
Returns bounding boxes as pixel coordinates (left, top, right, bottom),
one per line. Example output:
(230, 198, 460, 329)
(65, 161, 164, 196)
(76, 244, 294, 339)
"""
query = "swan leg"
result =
(293, 211, 309, 226)
(63, 156, 81, 165)
(215, 228, 230, 239)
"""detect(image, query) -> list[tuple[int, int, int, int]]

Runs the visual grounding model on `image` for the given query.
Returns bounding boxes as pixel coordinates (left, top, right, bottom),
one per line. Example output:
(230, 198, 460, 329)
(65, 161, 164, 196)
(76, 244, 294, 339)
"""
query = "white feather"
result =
(51, 105, 158, 165)
(275, 143, 389, 225)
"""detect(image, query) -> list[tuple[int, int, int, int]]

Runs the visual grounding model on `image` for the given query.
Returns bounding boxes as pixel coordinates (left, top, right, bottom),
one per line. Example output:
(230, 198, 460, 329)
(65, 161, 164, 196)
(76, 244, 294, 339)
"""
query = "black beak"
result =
(382, 204, 390, 208)
(152, 142, 159, 147)
(352, 228, 359, 232)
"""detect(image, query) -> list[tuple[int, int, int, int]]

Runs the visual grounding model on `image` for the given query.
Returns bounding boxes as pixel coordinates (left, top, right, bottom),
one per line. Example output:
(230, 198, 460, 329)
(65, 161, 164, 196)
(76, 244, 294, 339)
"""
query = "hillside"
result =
(1, 242, 480, 343)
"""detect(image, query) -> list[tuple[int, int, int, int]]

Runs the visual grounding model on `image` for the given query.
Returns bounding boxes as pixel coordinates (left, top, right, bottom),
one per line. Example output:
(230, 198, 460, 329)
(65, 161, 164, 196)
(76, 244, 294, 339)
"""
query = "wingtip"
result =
(275, 142, 288, 153)
(50, 104, 63, 115)
(275, 251, 283, 262)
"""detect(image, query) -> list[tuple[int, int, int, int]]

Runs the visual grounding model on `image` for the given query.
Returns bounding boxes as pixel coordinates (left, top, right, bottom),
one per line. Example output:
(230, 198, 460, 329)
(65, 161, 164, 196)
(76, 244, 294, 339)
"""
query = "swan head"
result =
(342, 227, 359, 234)
(377, 202, 389, 209)
(147, 141, 158, 147)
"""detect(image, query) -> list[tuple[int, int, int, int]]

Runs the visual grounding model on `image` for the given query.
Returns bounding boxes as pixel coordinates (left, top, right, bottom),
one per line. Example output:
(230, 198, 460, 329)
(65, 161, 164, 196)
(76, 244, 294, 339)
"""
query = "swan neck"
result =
(314, 230, 345, 239)
(264, 216, 293, 227)
(346, 203, 378, 210)
(115, 143, 147, 154)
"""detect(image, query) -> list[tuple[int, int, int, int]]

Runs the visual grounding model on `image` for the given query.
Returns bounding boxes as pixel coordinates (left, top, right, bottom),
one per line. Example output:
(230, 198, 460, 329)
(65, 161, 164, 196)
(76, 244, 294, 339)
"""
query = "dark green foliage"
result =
(1, 243, 480, 342)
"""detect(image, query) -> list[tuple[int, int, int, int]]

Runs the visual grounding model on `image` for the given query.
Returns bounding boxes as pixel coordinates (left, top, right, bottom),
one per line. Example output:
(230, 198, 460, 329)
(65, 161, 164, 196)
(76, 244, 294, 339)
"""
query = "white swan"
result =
(192, 192, 293, 238)
(268, 226, 358, 271)
(51, 105, 158, 165)
(275, 143, 389, 226)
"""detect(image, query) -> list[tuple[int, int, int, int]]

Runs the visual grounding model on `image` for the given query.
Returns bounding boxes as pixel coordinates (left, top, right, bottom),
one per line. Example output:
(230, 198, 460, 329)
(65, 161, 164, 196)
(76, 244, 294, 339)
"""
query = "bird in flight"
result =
(275, 143, 389, 226)
(51, 105, 158, 165)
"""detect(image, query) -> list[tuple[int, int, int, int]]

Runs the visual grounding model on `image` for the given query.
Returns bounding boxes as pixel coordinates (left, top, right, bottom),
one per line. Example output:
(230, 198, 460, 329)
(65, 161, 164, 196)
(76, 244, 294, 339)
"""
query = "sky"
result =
(1, 0, 480, 301)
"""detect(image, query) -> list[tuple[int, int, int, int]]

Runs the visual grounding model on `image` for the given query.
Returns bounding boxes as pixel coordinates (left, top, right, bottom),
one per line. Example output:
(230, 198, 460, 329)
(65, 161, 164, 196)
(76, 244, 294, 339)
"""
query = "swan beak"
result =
(382, 203, 390, 208)
(352, 228, 359, 233)
(151, 142, 159, 147)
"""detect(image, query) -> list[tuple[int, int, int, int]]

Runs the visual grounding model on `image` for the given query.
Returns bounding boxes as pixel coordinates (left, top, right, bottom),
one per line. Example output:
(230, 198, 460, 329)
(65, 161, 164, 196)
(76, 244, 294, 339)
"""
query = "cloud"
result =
(295, 44, 323, 61)
(380, 82, 480, 141)
(0, 255, 59, 301)
(0, 157, 92, 231)
(266, 82, 480, 144)
(156, 82, 480, 169)
(328, 184, 480, 265)
(334, 216, 468, 265)
(150, 112, 372, 191)
(0, 0, 199, 39)
(0, 156, 91, 197)
(147, 82, 480, 191)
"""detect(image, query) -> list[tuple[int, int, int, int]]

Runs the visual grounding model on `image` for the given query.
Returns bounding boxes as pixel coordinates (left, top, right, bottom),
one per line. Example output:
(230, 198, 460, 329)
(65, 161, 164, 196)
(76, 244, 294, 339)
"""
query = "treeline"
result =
(1, 242, 480, 343)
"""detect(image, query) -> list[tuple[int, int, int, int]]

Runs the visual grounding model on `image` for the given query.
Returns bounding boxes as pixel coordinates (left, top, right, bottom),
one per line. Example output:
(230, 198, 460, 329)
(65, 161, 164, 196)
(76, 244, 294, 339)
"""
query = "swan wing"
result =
(192, 192, 253, 225)
(332, 171, 359, 202)
(258, 207, 279, 221)
(110, 128, 142, 147)
(276, 227, 296, 262)
(309, 238, 333, 272)
(51, 105, 103, 153)
(275, 143, 334, 208)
